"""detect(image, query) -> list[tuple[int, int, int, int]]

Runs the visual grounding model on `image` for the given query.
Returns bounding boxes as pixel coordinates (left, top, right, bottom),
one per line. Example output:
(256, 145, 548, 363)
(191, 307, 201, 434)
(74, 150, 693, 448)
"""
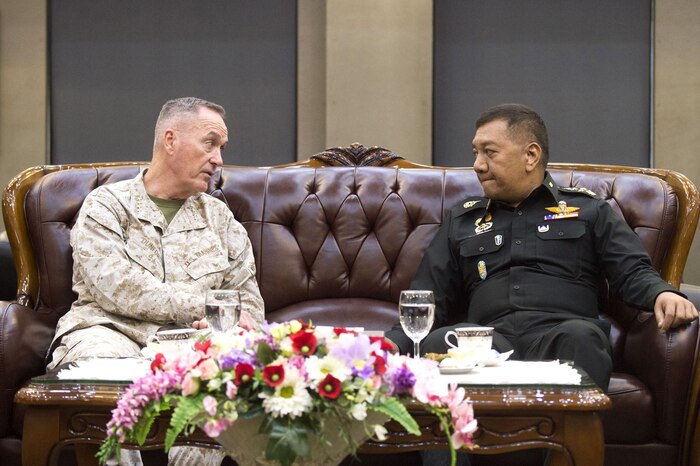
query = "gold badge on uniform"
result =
(478, 260, 487, 280)
(474, 213, 493, 234)
(544, 200, 580, 220)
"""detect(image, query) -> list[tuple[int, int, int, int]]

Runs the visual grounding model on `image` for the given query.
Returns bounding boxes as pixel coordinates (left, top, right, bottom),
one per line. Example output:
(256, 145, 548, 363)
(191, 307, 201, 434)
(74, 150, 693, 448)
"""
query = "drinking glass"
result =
(205, 289, 241, 333)
(398, 290, 435, 358)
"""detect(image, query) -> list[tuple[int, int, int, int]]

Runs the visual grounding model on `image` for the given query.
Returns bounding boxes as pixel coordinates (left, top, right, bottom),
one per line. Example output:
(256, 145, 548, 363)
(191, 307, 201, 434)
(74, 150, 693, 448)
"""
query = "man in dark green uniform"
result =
(385, 103, 698, 391)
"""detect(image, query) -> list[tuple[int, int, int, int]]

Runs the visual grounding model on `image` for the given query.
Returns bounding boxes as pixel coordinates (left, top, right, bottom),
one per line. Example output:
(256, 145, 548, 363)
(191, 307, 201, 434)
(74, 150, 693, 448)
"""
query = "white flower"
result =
(373, 424, 388, 441)
(259, 367, 313, 418)
(350, 403, 367, 421)
(305, 355, 352, 383)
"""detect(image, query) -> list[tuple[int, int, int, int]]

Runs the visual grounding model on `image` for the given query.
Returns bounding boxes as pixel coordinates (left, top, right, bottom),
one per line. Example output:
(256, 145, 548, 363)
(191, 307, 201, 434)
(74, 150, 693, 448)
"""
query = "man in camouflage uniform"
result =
(48, 97, 264, 465)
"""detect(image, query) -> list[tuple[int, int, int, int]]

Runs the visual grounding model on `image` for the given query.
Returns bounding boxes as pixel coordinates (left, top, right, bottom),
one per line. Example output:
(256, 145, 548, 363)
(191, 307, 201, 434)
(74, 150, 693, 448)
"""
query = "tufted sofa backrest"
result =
(17, 162, 695, 330)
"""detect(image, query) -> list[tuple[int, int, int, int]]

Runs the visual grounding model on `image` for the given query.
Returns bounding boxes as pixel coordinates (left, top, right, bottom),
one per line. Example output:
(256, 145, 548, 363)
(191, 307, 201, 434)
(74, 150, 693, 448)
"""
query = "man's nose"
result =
(473, 153, 487, 172)
(211, 148, 224, 167)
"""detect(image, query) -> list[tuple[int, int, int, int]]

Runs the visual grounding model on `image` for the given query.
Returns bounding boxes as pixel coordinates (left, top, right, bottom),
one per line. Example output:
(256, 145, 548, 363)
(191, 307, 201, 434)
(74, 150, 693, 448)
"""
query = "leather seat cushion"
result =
(603, 373, 655, 443)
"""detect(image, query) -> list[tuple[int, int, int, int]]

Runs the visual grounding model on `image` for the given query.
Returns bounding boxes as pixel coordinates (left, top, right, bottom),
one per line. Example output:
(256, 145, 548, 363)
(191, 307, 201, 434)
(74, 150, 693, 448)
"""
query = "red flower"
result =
(318, 374, 342, 399)
(290, 330, 318, 356)
(263, 364, 285, 387)
(333, 327, 358, 337)
(373, 354, 387, 375)
(234, 363, 255, 386)
(370, 336, 395, 352)
(194, 339, 212, 354)
(150, 353, 166, 372)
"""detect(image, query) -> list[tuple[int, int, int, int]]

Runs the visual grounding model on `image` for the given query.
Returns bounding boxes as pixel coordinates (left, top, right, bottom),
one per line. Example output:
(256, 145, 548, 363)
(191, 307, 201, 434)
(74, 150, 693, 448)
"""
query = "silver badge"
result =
(463, 200, 478, 209)
(538, 225, 550, 233)
(494, 234, 503, 246)
(475, 222, 493, 234)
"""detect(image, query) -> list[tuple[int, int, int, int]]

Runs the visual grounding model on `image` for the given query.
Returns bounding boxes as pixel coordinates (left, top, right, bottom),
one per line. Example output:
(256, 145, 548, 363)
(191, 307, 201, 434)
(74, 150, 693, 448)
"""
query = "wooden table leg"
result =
(22, 406, 60, 466)
(549, 412, 605, 466)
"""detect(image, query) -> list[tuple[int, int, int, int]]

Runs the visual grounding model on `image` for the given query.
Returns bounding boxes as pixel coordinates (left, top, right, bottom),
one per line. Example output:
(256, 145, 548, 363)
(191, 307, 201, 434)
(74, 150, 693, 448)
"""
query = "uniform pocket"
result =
(125, 239, 162, 278)
(185, 253, 229, 281)
(459, 231, 504, 284)
(535, 220, 586, 277)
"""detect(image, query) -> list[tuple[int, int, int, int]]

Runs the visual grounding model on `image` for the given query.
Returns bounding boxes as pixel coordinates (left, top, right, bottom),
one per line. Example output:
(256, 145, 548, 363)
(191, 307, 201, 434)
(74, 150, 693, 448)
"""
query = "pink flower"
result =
(202, 418, 234, 438)
(226, 380, 238, 399)
(197, 358, 220, 380)
(181, 373, 200, 396)
(203, 395, 218, 416)
(450, 400, 478, 449)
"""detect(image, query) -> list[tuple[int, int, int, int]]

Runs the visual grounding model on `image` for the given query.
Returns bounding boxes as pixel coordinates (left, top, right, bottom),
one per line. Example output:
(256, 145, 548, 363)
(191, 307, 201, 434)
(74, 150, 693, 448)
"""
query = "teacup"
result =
(146, 328, 196, 353)
(444, 326, 493, 360)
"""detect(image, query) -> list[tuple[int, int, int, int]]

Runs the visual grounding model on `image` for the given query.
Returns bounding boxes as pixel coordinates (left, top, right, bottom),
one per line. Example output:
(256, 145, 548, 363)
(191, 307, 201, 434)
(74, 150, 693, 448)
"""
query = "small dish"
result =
(439, 365, 476, 375)
(477, 349, 514, 367)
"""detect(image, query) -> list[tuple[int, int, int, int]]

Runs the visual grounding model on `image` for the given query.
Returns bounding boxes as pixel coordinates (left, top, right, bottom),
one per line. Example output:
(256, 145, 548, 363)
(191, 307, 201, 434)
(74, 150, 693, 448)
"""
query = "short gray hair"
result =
(154, 97, 226, 144)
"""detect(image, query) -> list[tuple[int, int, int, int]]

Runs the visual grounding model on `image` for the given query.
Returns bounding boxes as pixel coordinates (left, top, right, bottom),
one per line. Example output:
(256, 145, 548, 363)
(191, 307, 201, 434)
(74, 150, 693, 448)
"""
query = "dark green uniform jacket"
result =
(386, 172, 680, 353)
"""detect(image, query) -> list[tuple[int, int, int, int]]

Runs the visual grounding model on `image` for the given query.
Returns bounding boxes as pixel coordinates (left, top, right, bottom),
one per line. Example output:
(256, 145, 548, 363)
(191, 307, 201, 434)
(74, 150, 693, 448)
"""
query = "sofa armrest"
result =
(0, 301, 56, 437)
(679, 284, 700, 466)
(622, 307, 699, 447)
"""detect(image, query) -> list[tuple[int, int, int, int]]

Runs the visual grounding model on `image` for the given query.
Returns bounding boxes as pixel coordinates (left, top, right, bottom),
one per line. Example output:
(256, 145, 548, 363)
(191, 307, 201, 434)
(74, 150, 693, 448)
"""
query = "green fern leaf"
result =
(165, 394, 205, 451)
(370, 399, 420, 435)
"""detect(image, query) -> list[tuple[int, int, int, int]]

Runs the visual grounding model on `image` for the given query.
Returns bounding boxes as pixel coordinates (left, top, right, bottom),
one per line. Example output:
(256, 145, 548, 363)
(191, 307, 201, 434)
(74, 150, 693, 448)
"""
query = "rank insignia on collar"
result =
(463, 200, 479, 208)
(478, 260, 487, 280)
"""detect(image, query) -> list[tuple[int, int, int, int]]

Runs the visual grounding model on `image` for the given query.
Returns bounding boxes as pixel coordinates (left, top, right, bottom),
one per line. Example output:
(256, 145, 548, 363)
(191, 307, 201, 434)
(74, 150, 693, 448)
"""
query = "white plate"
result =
(439, 365, 476, 375)
(477, 349, 514, 367)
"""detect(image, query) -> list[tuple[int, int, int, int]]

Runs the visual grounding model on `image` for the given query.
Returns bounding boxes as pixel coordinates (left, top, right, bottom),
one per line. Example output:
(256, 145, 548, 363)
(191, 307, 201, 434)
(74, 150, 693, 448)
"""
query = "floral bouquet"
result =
(97, 321, 477, 466)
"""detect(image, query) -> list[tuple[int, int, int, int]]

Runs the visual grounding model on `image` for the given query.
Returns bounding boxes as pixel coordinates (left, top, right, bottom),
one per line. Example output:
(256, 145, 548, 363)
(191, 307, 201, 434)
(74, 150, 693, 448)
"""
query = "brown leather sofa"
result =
(1, 144, 699, 466)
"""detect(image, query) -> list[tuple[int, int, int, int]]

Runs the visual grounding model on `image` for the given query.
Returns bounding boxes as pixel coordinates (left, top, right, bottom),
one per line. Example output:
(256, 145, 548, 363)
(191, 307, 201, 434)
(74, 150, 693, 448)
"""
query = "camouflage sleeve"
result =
(221, 216, 265, 324)
(71, 195, 204, 324)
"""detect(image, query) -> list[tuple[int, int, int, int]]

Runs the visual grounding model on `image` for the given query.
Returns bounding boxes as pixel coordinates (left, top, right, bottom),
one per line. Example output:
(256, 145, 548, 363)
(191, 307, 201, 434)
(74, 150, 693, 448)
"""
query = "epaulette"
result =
(452, 197, 488, 217)
(558, 186, 598, 198)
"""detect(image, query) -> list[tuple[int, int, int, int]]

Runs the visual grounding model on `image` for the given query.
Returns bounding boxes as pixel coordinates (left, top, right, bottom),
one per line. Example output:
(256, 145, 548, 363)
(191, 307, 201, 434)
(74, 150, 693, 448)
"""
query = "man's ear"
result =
(524, 142, 543, 173)
(163, 129, 177, 155)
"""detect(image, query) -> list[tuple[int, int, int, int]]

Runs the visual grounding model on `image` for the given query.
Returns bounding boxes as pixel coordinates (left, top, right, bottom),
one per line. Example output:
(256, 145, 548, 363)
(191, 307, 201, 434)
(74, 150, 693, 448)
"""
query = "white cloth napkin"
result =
(56, 357, 151, 381)
(440, 360, 582, 385)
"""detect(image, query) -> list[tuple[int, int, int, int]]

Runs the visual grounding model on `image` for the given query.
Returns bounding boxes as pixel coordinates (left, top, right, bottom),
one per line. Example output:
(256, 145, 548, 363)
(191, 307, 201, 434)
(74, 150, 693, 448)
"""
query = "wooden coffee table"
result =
(15, 372, 610, 466)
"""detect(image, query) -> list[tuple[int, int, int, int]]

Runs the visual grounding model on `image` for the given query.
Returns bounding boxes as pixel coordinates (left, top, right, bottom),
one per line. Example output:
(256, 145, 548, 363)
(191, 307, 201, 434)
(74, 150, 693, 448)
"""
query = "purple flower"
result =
(388, 366, 416, 395)
(220, 350, 255, 370)
(105, 370, 180, 441)
(329, 334, 376, 378)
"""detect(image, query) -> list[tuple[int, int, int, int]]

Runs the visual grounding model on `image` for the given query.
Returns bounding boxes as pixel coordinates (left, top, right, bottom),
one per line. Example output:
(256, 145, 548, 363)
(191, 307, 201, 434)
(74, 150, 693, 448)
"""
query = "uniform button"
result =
(514, 285, 520, 290)
(558, 231, 564, 236)
(478, 246, 484, 252)
(515, 240, 522, 245)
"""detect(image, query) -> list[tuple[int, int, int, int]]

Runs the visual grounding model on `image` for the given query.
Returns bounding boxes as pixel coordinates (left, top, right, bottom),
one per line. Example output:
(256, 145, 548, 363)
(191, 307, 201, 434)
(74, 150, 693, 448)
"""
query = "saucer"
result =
(439, 365, 476, 375)
(477, 349, 514, 367)
(438, 357, 476, 374)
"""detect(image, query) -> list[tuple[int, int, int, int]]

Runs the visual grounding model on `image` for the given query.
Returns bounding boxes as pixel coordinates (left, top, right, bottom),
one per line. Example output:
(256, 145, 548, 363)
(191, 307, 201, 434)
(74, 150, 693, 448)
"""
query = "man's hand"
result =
(190, 310, 258, 331)
(237, 310, 257, 330)
(191, 319, 208, 330)
(654, 291, 699, 331)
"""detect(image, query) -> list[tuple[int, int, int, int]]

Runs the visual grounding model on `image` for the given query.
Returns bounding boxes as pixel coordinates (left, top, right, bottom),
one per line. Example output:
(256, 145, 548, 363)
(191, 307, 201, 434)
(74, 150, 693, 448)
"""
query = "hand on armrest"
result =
(654, 291, 699, 331)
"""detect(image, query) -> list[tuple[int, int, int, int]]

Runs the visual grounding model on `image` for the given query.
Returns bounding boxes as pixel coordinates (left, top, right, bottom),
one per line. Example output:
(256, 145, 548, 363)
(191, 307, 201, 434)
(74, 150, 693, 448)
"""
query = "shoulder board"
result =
(452, 197, 488, 217)
(558, 186, 598, 198)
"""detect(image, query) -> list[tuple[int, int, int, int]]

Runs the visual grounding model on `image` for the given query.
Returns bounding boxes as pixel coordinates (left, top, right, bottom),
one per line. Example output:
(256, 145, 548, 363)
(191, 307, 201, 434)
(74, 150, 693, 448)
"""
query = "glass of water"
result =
(399, 290, 435, 358)
(205, 289, 241, 333)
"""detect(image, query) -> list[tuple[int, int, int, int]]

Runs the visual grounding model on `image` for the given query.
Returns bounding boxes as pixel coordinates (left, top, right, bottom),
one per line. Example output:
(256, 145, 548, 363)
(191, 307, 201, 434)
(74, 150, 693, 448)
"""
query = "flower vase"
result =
(213, 412, 388, 466)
